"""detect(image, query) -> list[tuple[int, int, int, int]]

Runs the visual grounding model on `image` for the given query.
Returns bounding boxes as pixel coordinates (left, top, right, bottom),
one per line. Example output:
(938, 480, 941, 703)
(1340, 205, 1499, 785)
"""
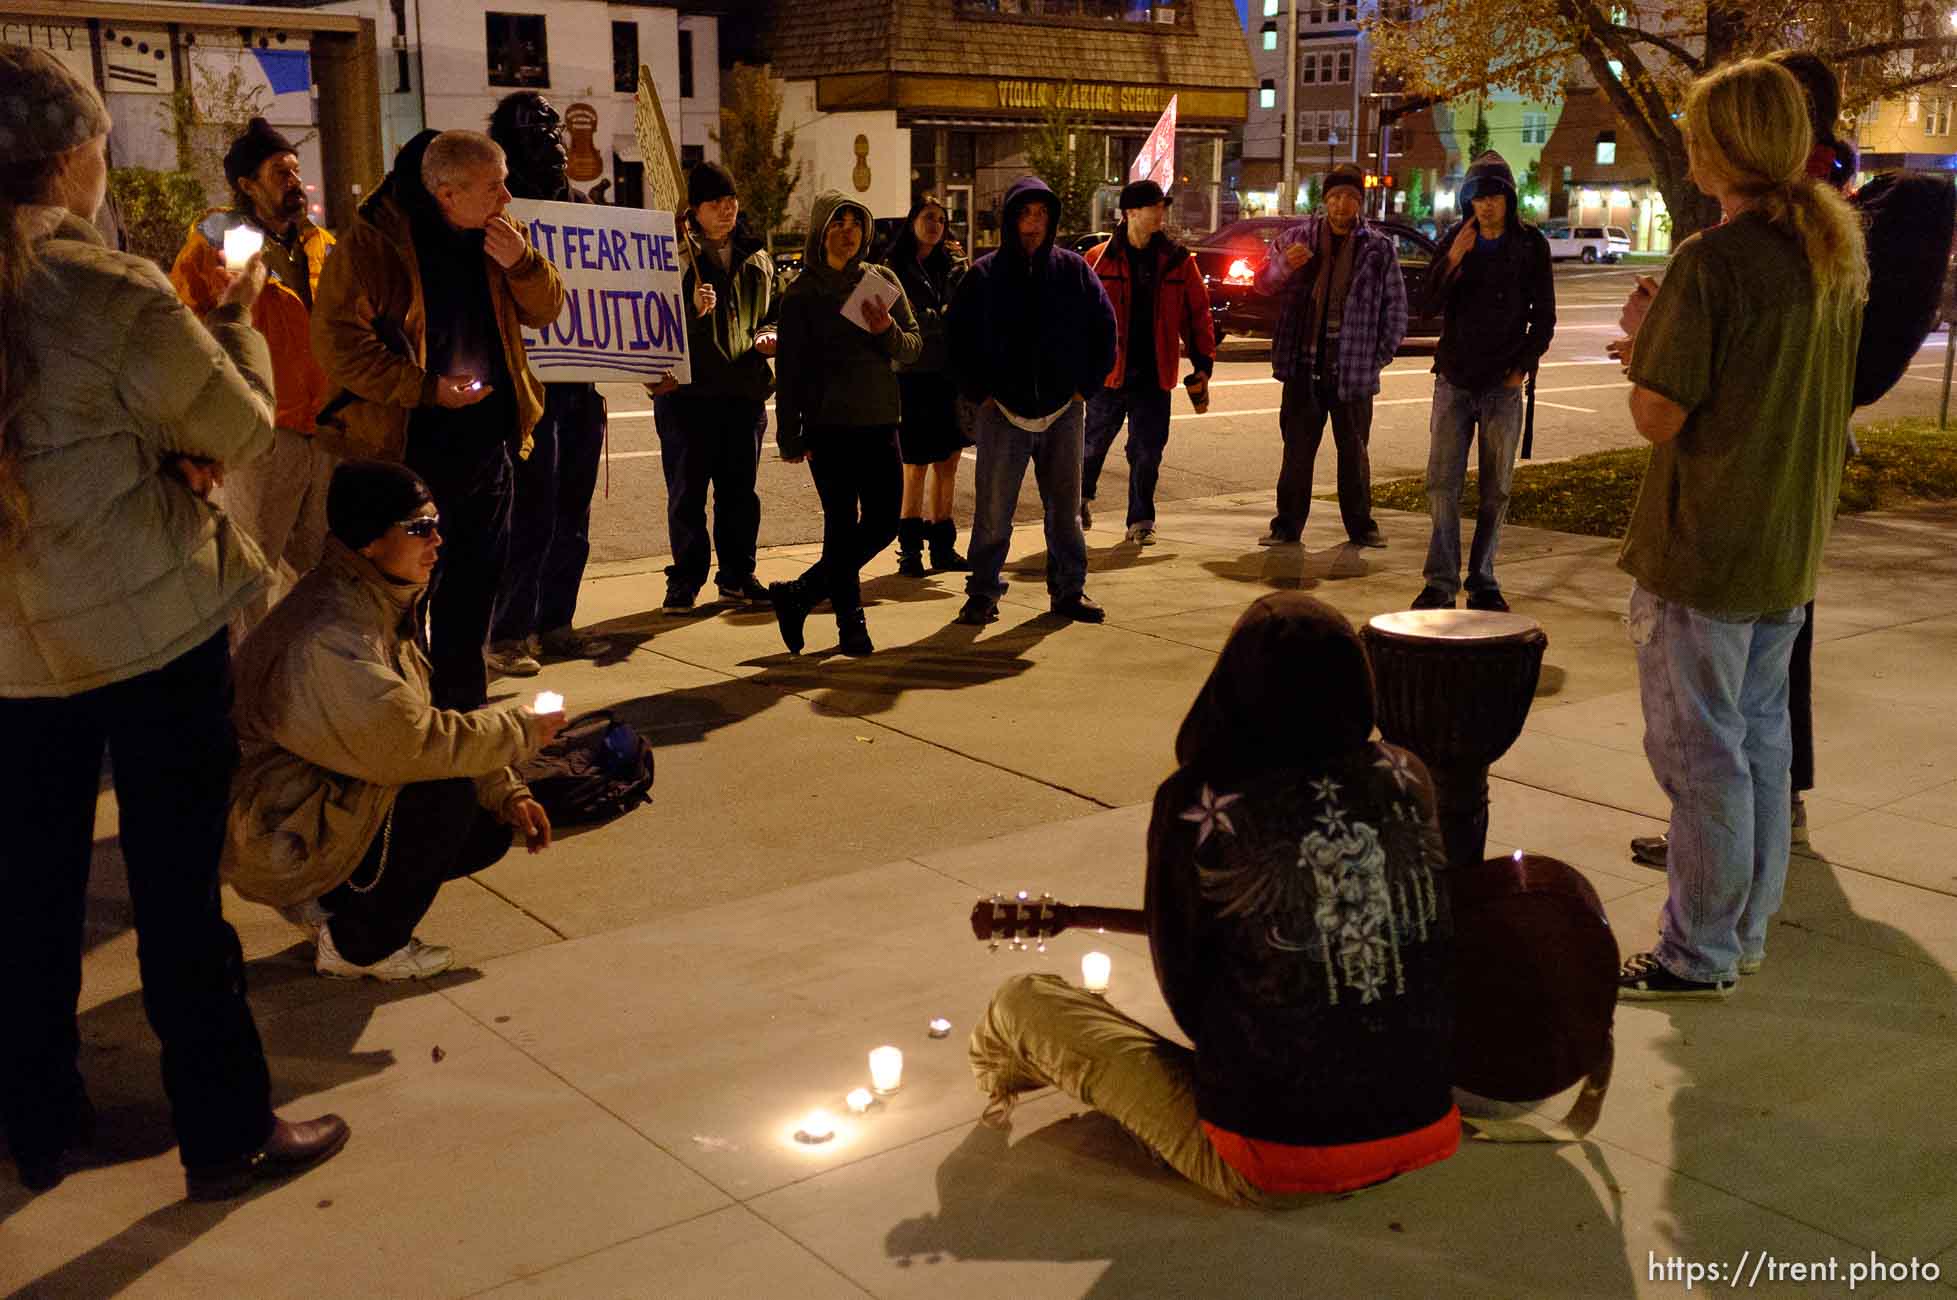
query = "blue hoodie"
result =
(947, 176, 1117, 420)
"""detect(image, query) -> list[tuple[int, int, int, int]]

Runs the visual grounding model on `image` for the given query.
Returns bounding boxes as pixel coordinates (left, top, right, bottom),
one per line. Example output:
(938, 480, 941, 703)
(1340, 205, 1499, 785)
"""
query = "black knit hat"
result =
(1323, 163, 1364, 200)
(328, 460, 433, 550)
(224, 117, 299, 187)
(1119, 178, 1166, 211)
(686, 160, 737, 207)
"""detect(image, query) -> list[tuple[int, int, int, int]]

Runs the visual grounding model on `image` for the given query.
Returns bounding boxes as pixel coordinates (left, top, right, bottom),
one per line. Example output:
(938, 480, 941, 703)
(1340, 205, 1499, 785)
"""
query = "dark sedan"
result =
(1190, 217, 1446, 346)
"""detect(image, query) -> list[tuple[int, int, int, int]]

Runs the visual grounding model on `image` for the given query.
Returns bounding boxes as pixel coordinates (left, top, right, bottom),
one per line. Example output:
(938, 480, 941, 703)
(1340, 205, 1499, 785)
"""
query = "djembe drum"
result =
(1362, 609, 1547, 869)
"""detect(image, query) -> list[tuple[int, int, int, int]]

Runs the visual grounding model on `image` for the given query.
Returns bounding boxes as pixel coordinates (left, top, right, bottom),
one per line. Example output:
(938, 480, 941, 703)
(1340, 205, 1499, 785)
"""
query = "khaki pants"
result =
(218, 428, 338, 631)
(969, 973, 1328, 1209)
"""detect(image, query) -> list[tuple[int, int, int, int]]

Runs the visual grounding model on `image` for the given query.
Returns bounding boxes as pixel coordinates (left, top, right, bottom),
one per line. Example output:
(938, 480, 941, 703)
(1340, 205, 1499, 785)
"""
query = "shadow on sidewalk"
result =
(1200, 544, 1378, 591)
(603, 615, 1074, 756)
(885, 1113, 1635, 1296)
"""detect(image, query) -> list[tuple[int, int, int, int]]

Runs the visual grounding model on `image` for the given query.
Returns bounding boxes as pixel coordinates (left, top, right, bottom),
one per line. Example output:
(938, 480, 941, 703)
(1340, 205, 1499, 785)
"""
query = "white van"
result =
(1544, 222, 1631, 263)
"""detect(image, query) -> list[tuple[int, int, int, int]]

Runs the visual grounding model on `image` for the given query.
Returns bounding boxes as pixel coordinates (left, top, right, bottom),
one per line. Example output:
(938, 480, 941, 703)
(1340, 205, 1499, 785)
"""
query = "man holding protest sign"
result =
(312, 129, 564, 711)
(647, 161, 777, 613)
(486, 92, 613, 676)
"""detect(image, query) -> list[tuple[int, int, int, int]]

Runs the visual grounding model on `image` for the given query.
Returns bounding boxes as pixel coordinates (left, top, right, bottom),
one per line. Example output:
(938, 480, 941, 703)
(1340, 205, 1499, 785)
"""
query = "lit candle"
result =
(845, 1088, 873, 1114)
(532, 690, 563, 714)
(222, 225, 264, 271)
(794, 1109, 835, 1144)
(1081, 951, 1111, 994)
(869, 1046, 903, 1094)
(928, 1017, 952, 1039)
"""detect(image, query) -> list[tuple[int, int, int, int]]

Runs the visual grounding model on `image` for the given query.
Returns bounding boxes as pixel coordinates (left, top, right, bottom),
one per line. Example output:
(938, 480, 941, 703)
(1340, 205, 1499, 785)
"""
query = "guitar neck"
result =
(1063, 904, 1147, 937)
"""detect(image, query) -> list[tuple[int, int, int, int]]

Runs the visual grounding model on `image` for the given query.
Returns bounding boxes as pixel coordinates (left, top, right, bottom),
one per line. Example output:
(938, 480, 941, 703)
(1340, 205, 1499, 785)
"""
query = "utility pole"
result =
(1280, 0, 1300, 214)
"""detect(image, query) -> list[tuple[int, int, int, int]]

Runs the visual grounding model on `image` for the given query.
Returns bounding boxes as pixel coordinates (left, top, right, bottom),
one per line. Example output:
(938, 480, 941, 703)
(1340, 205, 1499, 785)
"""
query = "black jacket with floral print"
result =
(1146, 741, 1455, 1147)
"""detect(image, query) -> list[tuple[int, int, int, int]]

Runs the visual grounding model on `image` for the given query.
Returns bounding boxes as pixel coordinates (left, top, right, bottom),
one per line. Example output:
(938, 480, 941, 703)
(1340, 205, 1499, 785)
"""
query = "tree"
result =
(715, 64, 797, 250)
(1466, 97, 1492, 159)
(159, 60, 316, 206)
(1023, 86, 1099, 234)
(1367, 0, 1957, 241)
(1405, 167, 1431, 219)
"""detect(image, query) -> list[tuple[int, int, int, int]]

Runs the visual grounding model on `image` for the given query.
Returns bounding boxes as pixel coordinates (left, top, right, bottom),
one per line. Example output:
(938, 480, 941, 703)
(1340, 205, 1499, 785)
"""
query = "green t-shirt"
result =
(1618, 213, 1861, 616)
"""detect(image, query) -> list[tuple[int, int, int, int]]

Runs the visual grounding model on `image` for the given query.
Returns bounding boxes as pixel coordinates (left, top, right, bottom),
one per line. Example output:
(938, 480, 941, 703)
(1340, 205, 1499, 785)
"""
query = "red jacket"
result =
(1086, 229, 1216, 391)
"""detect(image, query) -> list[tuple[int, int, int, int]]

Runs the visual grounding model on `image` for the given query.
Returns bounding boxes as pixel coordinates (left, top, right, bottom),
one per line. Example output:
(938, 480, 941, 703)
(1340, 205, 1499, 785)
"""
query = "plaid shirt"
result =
(1259, 215, 1408, 401)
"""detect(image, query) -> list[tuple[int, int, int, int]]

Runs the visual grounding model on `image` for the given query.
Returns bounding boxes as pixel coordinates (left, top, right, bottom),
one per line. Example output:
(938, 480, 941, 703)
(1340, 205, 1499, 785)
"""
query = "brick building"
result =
(1539, 86, 1673, 253)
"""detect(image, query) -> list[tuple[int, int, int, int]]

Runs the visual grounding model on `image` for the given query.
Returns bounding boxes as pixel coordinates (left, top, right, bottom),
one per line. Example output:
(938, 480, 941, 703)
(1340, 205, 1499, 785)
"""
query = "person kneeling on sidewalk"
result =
(224, 461, 568, 980)
(969, 594, 1460, 1204)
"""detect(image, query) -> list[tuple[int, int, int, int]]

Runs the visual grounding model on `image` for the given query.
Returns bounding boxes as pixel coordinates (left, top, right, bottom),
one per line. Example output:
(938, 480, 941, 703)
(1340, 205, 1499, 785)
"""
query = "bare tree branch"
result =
(1606, 24, 1704, 72)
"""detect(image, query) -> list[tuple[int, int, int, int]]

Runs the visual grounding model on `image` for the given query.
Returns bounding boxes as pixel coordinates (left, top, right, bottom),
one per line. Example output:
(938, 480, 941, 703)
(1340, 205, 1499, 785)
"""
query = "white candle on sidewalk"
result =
(532, 690, 563, 714)
(869, 1046, 903, 1094)
(1081, 951, 1111, 994)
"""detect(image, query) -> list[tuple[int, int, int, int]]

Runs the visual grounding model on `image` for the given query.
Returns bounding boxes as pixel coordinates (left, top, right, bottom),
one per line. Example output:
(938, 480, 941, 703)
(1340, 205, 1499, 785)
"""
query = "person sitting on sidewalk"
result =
(1612, 59, 1865, 999)
(484, 92, 614, 676)
(1081, 178, 1216, 547)
(882, 194, 975, 576)
(169, 117, 336, 630)
(224, 460, 567, 981)
(1413, 151, 1555, 613)
(969, 593, 1460, 1204)
(947, 176, 1117, 626)
(1254, 162, 1406, 550)
(649, 162, 778, 614)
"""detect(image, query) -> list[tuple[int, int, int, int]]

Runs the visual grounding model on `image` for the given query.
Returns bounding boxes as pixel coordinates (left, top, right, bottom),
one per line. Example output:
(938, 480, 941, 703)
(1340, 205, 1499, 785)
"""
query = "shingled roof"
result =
(769, 0, 1255, 92)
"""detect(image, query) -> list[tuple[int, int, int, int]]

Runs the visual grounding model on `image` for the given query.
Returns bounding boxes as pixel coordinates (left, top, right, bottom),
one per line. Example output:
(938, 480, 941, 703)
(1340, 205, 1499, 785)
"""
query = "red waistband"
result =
(1202, 1106, 1462, 1195)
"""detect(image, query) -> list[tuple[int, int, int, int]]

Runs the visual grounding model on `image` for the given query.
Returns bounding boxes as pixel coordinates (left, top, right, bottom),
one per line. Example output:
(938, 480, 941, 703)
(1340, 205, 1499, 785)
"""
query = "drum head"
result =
(1452, 853, 1618, 1102)
(1368, 609, 1544, 642)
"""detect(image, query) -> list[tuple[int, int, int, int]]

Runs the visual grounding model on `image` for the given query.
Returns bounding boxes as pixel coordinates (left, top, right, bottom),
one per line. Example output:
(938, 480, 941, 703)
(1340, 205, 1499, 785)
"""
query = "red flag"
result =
(1129, 95, 1177, 190)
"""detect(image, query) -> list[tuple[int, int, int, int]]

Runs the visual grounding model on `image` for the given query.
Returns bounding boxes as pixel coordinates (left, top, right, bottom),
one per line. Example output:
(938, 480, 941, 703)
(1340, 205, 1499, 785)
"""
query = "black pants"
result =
(320, 778, 513, 966)
(1273, 377, 1377, 541)
(801, 424, 903, 616)
(493, 383, 605, 643)
(406, 434, 514, 712)
(652, 392, 766, 590)
(1791, 600, 1815, 792)
(0, 632, 274, 1169)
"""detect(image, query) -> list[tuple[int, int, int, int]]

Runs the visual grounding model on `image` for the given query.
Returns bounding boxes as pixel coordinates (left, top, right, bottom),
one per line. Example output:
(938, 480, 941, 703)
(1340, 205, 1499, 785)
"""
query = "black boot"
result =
(837, 608, 875, 657)
(928, 519, 972, 572)
(768, 575, 817, 654)
(896, 517, 927, 578)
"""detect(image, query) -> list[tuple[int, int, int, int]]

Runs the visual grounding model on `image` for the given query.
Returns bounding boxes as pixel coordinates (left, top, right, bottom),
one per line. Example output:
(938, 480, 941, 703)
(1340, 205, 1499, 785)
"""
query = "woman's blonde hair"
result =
(1682, 58, 1868, 322)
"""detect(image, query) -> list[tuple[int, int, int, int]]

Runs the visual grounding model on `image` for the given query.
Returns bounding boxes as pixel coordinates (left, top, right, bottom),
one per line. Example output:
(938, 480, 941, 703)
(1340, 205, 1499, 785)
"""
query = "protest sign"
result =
(508, 198, 692, 385)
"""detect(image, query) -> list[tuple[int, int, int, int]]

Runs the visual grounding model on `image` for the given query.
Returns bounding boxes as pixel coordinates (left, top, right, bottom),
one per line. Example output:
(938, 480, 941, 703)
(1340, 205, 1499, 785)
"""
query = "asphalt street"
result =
(585, 261, 1952, 565)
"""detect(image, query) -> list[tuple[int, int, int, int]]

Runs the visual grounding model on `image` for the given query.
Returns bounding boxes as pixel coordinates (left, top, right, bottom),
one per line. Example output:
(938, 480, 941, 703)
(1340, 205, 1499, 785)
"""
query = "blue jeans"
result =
(1422, 376, 1524, 597)
(493, 383, 605, 642)
(1631, 584, 1806, 982)
(965, 399, 1089, 603)
(1082, 385, 1172, 527)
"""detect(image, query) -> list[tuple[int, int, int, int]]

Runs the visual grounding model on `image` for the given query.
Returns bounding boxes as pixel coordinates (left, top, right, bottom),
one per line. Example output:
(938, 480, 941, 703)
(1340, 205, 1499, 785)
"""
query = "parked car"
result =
(1543, 221, 1631, 263)
(1067, 231, 1113, 254)
(1188, 216, 1446, 346)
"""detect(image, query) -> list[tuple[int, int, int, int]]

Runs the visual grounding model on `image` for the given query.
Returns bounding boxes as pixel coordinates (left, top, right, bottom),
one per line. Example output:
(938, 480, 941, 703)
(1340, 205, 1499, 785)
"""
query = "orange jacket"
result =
(170, 211, 334, 433)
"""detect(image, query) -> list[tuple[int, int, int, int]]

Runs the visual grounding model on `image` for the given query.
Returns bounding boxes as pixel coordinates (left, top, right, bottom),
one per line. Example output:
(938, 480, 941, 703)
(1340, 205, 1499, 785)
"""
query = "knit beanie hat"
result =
(327, 460, 433, 550)
(223, 117, 298, 187)
(1119, 178, 1166, 211)
(686, 160, 737, 207)
(1322, 163, 1365, 200)
(0, 44, 111, 162)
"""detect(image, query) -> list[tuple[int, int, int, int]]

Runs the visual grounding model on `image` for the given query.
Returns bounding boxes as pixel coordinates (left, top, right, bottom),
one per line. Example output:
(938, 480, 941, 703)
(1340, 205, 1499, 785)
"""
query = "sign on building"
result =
(509, 198, 691, 385)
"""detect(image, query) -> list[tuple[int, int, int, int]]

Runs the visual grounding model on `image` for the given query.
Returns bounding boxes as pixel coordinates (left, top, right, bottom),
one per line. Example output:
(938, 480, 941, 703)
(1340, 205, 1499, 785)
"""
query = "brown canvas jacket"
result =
(310, 186, 564, 461)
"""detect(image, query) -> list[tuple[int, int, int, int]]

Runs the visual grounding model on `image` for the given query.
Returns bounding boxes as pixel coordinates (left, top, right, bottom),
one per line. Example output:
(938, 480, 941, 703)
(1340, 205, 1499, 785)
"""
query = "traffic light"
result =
(1364, 171, 1379, 189)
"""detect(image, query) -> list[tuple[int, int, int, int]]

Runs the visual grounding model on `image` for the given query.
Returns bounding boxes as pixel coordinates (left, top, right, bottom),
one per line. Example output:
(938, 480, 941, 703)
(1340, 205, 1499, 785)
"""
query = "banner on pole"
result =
(1129, 94, 1177, 190)
(509, 198, 692, 385)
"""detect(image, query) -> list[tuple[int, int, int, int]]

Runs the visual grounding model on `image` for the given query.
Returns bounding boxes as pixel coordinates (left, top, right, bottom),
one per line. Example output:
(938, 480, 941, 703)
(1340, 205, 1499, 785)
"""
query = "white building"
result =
(318, 0, 722, 201)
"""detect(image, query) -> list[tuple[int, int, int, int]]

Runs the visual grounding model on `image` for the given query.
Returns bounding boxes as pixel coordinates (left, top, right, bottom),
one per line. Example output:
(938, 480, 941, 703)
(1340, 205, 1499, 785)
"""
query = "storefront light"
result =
(1609, 189, 1630, 204)
(1436, 189, 1455, 210)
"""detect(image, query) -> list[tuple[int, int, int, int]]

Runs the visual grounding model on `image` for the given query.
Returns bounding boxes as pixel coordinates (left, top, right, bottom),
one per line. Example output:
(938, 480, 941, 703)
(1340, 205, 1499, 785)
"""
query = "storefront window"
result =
(954, 0, 1191, 28)
(486, 13, 549, 88)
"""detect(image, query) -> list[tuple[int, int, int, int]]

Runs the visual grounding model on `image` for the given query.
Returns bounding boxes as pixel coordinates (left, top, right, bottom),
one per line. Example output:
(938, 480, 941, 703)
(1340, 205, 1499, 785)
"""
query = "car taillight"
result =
(1226, 257, 1255, 285)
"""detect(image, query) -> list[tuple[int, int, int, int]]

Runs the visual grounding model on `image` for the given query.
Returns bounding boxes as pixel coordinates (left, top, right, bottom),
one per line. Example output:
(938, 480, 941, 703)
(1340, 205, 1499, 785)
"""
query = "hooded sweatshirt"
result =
(773, 191, 923, 457)
(946, 176, 1117, 420)
(1423, 151, 1556, 391)
(1145, 592, 1460, 1192)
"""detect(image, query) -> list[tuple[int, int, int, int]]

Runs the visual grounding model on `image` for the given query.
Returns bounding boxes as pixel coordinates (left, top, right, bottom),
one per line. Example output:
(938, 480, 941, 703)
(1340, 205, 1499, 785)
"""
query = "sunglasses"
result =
(397, 514, 441, 539)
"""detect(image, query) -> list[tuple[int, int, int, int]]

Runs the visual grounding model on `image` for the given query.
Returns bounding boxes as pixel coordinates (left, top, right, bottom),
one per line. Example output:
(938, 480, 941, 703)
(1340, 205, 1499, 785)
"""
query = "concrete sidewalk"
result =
(5, 494, 1956, 1298)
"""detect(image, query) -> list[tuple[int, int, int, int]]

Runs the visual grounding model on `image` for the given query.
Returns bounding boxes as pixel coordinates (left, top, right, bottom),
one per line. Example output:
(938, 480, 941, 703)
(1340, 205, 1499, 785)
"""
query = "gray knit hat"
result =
(0, 45, 111, 162)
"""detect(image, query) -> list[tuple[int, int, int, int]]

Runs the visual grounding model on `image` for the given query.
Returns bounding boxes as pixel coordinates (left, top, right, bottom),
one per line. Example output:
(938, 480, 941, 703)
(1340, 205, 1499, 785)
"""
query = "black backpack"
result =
(513, 710, 655, 827)
(1852, 171, 1957, 408)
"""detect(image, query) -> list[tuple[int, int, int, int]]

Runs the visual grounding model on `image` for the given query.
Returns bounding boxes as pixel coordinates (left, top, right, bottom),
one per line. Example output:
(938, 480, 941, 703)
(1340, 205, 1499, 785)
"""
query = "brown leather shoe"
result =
(185, 1113, 350, 1202)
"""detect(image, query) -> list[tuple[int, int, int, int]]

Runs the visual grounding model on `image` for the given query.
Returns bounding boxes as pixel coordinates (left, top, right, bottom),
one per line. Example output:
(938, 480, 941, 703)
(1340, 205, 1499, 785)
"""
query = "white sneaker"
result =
(1124, 522, 1156, 546)
(485, 640, 542, 679)
(316, 927, 455, 981)
(276, 899, 329, 944)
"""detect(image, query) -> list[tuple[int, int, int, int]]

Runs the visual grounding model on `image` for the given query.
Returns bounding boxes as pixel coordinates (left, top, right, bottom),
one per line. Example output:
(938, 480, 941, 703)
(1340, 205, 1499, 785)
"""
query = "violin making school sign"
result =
(508, 199, 692, 385)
